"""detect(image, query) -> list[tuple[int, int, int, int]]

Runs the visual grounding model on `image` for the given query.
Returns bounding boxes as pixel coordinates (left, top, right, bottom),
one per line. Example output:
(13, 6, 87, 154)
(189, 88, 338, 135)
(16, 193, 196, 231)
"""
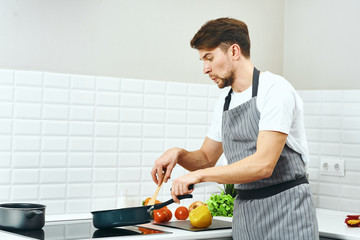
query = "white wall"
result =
(0, 0, 285, 85)
(283, 0, 360, 90)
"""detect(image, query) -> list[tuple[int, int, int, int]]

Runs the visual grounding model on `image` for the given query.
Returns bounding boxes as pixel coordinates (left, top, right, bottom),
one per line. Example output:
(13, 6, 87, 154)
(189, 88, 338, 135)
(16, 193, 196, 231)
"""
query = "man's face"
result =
(199, 47, 235, 89)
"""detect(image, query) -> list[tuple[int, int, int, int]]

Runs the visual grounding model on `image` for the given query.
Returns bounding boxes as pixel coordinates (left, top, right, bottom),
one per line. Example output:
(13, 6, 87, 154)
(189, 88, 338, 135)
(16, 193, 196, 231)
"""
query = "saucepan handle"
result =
(151, 194, 193, 210)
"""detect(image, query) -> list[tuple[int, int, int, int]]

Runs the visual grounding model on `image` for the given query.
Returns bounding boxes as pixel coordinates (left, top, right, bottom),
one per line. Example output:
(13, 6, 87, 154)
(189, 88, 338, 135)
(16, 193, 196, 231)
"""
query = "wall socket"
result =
(320, 158, 345, 176)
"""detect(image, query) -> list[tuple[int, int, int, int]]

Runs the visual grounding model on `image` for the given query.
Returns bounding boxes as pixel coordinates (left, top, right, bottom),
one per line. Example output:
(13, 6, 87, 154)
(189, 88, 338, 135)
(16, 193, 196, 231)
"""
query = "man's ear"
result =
(229, 44, 242, 60)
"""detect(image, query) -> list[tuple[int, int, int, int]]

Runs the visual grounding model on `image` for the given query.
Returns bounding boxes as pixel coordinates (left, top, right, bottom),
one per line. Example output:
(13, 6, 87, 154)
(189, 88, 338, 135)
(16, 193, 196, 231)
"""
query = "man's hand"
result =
(171, 171, 201, 203)
(151, 147, 182, 185)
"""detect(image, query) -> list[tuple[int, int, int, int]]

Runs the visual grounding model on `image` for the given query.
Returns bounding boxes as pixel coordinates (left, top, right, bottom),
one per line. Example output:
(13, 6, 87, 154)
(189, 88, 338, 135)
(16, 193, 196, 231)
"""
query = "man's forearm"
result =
(177, 148, 216, 171)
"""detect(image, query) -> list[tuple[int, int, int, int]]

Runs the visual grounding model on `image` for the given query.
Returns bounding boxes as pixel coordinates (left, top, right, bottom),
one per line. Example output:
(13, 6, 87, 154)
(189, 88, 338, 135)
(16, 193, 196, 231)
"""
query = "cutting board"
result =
(154, 219, 232, 232)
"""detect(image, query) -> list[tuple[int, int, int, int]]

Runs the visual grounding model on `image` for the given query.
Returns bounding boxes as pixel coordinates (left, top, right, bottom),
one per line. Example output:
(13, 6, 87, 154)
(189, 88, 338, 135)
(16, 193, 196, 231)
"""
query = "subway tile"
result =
(13, 153, 40, 168)
(70, 90, 95, 105)
(11, 185, 39, 201)
(119, 183, 140, 197)
(0, 169, 11, 184)
(67, 184, 92, 198)
(0, 120, 12, 134)
(42, 121, 68, 136)
(343, 90, 360, 102)
(40, 185, 66, 199)
(164, 139, 186, 149)
(93, 183, 116, 197)
(166, 96, 187, 110)
(14, 103, 41, 119)
(304, 116, 321, 129)
(69, 137, 93, 151)
(322, 103, 343, 115)
(15, 87, 42, 102)
(0, 136, 11, 151)
(42, 137, 68, 151)
(342, 130, 360, 144)
(188, 97, 208, 111)
(144, 95, 165, 108)
(94, 153, 118, 167)
(343, 103, 360, 116)
(68, 169, 92, 183)
(141, 168, 153, 181)
(41, 153, 67, 168)
(13, 136, 41, 151)
(69, 122, 93, 136)
(14, 120, 41, 135)
(320, 143, 341, 156)
(300, 90, 323, 102)
(118, 153, 141, 167)
(342, 117, 360, 130)
(44, 72, 70, 88)
(186, 139, 203, 151)
(343, 157, 360, 171)
(305, 129, 321, 142)
(118, 168, 141, 181)
(321, 130, 341, 143)
(121, 78, 144, 93)
(320, 116, 342, 130)
(308, 142, 321, 155)
(165, 110, 186, 124)
(119, 123, 142, 137)
(43, 104, 69, 120)
(120, 108, 143, 123)
(95, 107, 119, 122)
(165, 125, 186, 138)
(142, 153, 160, 167)
(66, 199, 91, 213)
(70, 106, 94, 121)
(68, 153, 93, 167)
(96, 76, 120, 91)
(0, 186, 10, 201)
(0, 86, 13, 101)
(303, 102, 322, 115)
(143, 109, 165, 123)
(188, 84, 208, 97)
(121, 93, 144, 108)
(95, 122, 118, 137)
(166, 82, 187, 96)
(43, 88, 69, 104)
(339, 198, 360, 213)
(187, 125, 207, 138)
(143, 124, 164, 138)
(142, 139, 164, 152)
(0, 102, 12, 118)
(144, 80, 166, 94)
(40, 200, 65, 214)
(92, 198, 116, 211)
(322, 91, 344, 102)
(340, 185, 360, 199)
(0, 69, 14, 84)
(93, 169, 117, 182)
(94, 138, 118, 152)
(317, 195, 339, 210)
(96, 92, 119, 107)
(40, 169, 67, 183)
(209, 86, 227, 98)
(71, 75, 95, 90)
(342, 171, 360, 186)
(342, 144, 360, 158)
(187, 111, 208, 124)
(15, 70, 42, 86)
(208, 98, 218, 111)
(12, 169, 39, 184)
(119, 138, 142, 152)
(141, 181, 161, 196)
(0, 153, 11, 168)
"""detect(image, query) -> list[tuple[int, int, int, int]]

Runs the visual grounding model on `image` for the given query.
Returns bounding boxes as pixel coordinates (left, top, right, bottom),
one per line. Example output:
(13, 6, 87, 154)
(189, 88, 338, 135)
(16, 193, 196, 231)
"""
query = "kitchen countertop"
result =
(1, 208, 359, 240)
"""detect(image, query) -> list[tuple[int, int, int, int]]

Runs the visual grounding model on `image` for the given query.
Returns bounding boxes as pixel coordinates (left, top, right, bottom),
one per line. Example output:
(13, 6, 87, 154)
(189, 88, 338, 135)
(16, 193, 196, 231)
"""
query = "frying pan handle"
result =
(152, 194, 193, 210)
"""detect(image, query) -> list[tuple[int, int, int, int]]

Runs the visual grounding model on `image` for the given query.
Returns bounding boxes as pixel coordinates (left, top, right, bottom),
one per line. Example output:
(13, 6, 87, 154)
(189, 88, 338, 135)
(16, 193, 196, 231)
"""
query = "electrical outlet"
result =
(320, 158, 345, 176)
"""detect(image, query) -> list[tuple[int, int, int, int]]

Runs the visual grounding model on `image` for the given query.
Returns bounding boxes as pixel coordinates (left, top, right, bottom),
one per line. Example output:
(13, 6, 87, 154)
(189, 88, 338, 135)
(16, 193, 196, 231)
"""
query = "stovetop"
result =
(0, 219, 171, 240)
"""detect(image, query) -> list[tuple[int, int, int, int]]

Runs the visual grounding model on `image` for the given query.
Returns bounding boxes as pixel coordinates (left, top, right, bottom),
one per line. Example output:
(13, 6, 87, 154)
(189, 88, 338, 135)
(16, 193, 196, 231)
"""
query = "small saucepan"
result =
(92, 194, 193, 229)
(0, 203, 46, 230)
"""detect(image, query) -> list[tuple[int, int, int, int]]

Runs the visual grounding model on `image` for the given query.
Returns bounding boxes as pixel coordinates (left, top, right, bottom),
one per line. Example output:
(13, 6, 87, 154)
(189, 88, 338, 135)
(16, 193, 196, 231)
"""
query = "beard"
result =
(215, 70, 235, 89)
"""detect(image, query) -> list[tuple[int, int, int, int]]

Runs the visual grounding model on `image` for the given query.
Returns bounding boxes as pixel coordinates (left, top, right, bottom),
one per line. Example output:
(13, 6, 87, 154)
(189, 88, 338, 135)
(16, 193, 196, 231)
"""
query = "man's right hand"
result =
(151, 147, 182, 185)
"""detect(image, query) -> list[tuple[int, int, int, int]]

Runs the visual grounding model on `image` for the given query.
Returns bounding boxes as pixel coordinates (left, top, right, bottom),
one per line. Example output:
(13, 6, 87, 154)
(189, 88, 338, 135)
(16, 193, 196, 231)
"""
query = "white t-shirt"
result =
(207, 71, 309, 163)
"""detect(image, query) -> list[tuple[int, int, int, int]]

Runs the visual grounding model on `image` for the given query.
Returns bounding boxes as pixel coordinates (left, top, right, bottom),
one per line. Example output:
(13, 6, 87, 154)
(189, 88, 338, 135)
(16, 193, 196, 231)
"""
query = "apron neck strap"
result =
(223, 67, 260, 112)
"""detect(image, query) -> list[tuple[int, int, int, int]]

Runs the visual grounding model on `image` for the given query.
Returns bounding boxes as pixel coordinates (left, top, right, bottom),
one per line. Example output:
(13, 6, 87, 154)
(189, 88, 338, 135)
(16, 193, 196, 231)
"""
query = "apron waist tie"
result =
(236, 176, 308, 200)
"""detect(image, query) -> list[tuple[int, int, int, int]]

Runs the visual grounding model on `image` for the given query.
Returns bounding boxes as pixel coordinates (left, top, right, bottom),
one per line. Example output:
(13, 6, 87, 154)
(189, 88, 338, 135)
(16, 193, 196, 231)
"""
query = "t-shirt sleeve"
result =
(207, 95, 224, 142)
(258, 81, 296, 134)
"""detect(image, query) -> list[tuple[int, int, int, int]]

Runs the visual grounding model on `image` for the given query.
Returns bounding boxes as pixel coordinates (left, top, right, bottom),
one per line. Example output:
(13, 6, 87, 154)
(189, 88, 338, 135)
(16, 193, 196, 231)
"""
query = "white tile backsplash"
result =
(1, 69, 360, 214)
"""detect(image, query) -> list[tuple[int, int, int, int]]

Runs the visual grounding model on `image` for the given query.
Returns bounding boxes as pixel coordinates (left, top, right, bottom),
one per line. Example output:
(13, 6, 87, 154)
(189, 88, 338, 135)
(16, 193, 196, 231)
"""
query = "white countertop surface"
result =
(1, 208, 359, 240)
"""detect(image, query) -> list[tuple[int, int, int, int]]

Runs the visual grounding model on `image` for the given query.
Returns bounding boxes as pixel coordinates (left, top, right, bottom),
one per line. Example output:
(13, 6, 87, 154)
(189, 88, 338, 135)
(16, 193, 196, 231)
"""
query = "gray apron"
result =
(222, 68, 319, 240)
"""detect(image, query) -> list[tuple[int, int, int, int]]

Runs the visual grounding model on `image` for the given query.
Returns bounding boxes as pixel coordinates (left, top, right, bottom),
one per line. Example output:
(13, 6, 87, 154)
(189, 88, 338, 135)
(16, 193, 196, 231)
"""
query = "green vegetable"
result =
(223, 184, 236, 198)
(206, 191, 234, 217)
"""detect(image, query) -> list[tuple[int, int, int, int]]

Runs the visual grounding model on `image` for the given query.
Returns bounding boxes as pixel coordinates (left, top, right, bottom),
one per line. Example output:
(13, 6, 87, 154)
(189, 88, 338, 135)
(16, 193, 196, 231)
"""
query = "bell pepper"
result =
(345, 215, 360, 227)
(189, 205, 212, 228)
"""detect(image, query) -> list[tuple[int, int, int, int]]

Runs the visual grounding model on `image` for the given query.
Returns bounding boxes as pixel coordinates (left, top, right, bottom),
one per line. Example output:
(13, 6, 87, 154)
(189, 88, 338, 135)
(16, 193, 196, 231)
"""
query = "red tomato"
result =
(164, 208, 172, 221)
(175, 206, 189, 220)
(154, 209, 169, 223)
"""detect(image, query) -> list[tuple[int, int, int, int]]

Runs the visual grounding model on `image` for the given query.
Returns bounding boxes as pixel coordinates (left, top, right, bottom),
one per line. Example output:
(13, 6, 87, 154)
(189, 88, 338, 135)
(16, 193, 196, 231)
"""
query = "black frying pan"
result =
(92, 194, 192, 229)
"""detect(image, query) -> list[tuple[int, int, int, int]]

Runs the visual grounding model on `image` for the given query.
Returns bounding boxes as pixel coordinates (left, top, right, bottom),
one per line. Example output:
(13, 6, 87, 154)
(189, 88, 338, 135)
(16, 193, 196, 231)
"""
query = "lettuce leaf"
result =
(206, 192, 234, 217)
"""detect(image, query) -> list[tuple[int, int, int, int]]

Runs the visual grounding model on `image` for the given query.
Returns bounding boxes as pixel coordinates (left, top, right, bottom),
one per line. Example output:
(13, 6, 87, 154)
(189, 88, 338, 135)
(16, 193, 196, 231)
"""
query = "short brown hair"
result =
(190, 17, 251, 58)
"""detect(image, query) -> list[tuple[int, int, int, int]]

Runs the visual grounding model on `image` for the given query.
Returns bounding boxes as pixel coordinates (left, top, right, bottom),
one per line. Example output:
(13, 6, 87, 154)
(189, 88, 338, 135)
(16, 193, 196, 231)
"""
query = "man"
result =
(151, 18, 318, 240)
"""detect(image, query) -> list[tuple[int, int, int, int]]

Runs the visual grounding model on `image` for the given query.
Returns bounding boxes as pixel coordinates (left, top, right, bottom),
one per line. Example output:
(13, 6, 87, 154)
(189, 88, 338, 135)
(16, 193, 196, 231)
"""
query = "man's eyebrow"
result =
(200, 53, 211, 60)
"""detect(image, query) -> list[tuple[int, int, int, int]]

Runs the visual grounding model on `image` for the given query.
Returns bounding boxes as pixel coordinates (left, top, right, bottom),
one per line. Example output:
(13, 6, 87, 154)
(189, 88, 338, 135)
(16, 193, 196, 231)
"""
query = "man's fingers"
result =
(150, 167, 158, 185)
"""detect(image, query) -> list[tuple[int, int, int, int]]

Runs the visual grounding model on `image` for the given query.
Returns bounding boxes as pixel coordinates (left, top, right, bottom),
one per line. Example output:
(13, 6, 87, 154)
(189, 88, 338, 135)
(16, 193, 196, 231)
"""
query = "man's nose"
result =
(203, 62, 211, 74)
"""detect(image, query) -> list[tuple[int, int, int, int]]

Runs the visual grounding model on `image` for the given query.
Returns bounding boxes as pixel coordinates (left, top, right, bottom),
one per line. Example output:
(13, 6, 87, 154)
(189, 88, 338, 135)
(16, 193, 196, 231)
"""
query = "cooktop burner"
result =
(0, 219, 171, 239)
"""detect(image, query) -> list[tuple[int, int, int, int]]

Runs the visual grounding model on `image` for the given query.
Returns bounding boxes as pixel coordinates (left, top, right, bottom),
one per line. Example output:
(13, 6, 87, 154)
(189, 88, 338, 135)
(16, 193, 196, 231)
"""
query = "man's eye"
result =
(207, 58, 213, 62)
